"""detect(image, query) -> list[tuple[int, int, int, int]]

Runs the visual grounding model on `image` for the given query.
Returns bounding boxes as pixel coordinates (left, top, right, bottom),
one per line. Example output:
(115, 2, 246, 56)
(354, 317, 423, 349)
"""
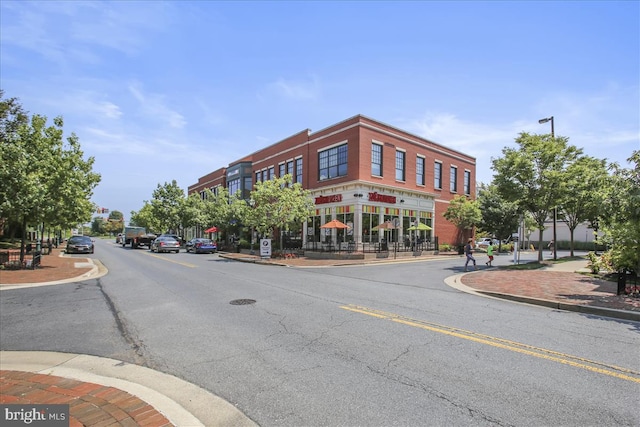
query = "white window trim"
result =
(316, 139, 348, 152)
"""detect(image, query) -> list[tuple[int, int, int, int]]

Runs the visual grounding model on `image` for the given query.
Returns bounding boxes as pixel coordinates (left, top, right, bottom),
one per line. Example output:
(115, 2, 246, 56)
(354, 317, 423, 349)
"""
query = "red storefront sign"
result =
(315, 194, 343, 204)
(368, 192, 397, 204)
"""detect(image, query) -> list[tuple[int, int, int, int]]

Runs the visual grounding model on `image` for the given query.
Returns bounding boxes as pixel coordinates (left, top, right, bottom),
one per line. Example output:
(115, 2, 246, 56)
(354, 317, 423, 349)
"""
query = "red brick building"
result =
(188, 115, 476, 247)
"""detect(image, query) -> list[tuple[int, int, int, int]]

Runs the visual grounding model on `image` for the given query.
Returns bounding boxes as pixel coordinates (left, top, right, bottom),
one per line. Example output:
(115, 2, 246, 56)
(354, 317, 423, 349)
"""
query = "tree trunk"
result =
(569, 227, 576, 257)
(537, 228, 544, 262)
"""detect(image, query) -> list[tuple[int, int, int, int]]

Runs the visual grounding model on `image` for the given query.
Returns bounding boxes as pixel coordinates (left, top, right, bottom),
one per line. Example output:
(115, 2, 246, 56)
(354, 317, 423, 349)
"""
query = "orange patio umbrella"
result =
(320, 219, 351, 229)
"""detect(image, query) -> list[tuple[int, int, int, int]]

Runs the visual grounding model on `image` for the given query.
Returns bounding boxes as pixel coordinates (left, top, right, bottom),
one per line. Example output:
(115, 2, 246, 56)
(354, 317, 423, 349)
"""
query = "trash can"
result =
(458, 244, 465, 255)
(617, 270, 627, 295)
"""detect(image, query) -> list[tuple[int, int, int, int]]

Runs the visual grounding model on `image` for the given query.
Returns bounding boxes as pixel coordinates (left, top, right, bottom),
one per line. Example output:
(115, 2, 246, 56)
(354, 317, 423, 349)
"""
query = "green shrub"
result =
(586, 252, 600, 274)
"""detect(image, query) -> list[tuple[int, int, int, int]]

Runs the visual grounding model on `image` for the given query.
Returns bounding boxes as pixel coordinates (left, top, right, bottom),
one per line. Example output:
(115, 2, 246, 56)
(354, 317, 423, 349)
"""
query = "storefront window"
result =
(336, 210, 354, 242)
(362, 205, 380, 243)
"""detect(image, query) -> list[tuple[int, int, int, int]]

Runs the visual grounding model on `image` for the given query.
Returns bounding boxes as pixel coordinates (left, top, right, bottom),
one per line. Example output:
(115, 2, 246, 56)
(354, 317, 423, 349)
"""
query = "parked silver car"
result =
(150, 236, 180, 253)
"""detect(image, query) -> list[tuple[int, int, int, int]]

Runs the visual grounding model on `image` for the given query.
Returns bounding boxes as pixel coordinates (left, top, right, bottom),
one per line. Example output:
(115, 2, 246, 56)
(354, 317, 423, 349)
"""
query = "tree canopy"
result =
(1, 92, 101, 260)
(442, 195, 481, 244)
(476, 183, 520, 246)
(492, 132, 581, 260)
(598, 151, 640, 273)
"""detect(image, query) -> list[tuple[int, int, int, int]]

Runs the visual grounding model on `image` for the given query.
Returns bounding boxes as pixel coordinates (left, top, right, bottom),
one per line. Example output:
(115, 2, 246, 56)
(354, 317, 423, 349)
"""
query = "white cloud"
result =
(0, 1, 169, 65)
(128, 82, 187, 129)
(267, 76, 321, 100)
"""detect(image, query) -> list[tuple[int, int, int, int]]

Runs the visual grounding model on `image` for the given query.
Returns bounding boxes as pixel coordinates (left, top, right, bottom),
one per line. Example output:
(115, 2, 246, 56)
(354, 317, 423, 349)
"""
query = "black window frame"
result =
(296, 158, 303, 184)
(434, 161, 442, 189)
(318, 143, 348, 181)
(371, 143, 382, 176)
(450, 166, 458, 192)
(395, 150, 405, 181)
(416, 156, 425, 185)
(464, 170, 471, 195)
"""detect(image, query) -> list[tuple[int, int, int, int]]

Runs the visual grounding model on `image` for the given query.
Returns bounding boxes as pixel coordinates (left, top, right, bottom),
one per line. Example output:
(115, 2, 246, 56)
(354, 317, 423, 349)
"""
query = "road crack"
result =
(96, 279, 152, 367)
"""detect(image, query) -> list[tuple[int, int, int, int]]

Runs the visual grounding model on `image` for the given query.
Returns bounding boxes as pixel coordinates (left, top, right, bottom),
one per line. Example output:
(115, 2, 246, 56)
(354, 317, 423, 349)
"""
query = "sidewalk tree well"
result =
(492, 132, 581, 261)
(442, 195, 481, 245)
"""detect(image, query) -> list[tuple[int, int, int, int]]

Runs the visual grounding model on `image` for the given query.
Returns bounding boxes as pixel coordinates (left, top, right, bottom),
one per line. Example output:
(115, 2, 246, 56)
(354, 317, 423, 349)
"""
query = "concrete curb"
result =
(445, 273, 640, 322)
(0, 351, 257, 427)
(0, 257, 108, 291)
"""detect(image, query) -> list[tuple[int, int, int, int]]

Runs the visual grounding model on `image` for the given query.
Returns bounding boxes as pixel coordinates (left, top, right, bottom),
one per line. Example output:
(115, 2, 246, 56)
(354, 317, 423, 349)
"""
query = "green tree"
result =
(91, 216, 106, 235)
(0, 90, 28, 143)
(130, 202, 161, 233)
(149, 180, 185, 235)
(108, 210, 124, 221)
(46, 129, 100, 230)
(476, 183, 520, 249)
(442, 195, 482, 245)
(492, 132, 581, 261)
(0, 113, 100, 262)
(0, 91, 29, 238)
(242, 174, 315, 251)
(559, 156, 609, 256)
(599, 151, 640, 274)
(103, 210, 124, 235)
(181, 192, 206, 231)
(201, 186, 236, 238)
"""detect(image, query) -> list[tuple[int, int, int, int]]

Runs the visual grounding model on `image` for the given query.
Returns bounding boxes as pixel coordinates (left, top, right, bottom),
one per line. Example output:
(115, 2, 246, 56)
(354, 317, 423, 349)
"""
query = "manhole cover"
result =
(230, 299, 256, 305)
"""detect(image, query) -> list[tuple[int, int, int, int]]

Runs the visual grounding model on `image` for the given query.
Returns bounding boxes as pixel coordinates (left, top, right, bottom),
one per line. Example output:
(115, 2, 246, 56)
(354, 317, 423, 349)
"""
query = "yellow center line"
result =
(340, 304, 640, 384)
(146, 253, 197, 268)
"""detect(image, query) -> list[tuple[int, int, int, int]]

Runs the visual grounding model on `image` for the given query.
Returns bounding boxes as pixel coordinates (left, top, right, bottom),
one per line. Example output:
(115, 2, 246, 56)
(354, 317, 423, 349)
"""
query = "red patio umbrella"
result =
(204, 226, 218, 233)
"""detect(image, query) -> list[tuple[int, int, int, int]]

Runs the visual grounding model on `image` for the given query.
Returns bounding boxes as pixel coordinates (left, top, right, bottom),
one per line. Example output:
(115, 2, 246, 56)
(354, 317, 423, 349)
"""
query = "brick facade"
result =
(188, 115, 476, 246)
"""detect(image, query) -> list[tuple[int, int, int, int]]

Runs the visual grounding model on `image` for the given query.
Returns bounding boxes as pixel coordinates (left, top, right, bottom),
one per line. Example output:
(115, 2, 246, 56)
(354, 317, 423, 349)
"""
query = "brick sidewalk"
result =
(1, 370, 173, 427)
(0, 248, 92, 285)
(460, 270, 640, 313)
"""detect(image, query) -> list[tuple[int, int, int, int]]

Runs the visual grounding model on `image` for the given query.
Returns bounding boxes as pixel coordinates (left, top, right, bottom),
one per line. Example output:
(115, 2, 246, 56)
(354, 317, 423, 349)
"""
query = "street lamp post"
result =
(538, 116, 557, 260)
(249, 199, 256, 255)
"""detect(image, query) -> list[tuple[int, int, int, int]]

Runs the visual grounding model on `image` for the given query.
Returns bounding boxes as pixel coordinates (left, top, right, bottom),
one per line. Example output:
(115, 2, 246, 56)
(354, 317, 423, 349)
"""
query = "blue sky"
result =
(2, 1, 638, 222)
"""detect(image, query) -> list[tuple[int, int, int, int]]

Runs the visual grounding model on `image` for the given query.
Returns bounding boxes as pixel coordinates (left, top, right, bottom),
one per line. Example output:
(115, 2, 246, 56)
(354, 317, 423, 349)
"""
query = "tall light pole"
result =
(249, 199, 256, 255)
(538, 116, 557, 260)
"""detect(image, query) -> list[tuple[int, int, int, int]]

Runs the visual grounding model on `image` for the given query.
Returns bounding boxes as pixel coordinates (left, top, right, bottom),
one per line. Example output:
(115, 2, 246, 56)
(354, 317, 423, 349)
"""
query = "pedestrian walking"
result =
(464, 238, 477, 271)
(486, 242, 494, 266)
(548, 240, 554, 256)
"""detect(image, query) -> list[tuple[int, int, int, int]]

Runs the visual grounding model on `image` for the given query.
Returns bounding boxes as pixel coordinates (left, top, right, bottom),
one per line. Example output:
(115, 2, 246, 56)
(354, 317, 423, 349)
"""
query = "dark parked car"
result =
(66, 235, 95, 254)
(186, 238, 217, 254)
(150, 236, 180, 253)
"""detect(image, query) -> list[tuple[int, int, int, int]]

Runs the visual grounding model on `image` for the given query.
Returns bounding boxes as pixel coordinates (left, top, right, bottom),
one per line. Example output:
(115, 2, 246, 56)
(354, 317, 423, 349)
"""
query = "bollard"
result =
(617, 270, 627, 295)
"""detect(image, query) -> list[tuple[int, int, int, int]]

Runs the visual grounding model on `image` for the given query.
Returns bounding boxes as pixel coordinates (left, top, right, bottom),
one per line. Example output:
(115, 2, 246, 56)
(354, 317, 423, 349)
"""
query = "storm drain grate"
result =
(230, 299, 256, 306)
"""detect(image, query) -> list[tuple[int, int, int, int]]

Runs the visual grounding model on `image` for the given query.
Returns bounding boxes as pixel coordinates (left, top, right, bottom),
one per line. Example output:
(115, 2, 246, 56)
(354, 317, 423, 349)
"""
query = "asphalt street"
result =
(1, 238, 638, 426)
